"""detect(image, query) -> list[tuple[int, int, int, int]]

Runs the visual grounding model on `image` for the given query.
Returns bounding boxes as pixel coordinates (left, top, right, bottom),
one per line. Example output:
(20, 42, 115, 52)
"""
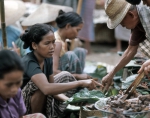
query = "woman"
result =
(21, 24, 102, 118)
(53, 10, 91, 80)
(0, 50, 46, 118)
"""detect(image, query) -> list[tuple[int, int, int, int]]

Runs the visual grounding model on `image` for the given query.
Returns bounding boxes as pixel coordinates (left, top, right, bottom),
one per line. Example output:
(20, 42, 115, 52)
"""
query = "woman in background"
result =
(53, 10, 92, 80)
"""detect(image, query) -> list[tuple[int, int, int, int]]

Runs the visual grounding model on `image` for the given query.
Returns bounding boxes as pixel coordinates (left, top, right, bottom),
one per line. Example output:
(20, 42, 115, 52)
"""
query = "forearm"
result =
(53, 94, 69, 102)
(110, 45, 138, 76)
(72, 74, 80, 80)
(42, 81, 81, 95)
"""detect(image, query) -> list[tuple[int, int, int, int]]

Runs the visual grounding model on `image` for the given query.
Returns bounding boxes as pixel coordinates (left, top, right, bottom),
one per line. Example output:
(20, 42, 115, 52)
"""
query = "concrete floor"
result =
(85, 44, 122, 66)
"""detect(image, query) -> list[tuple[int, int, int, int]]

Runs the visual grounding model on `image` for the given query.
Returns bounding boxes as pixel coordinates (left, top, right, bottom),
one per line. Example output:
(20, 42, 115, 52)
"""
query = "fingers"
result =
(102, 77, 106, 86)
(92, 80, 97, 89)
(138, 65, 144, 74)
(88, 80, 104, 90)
(87, 75, 92, 79)
(93, 78, 98, 81)
(144, 67, 149, 76)
(12, 42, 20, 56)
(93, 80, 103, 88)
(139, 60, 150, 76)
(12, 42, 17, 49)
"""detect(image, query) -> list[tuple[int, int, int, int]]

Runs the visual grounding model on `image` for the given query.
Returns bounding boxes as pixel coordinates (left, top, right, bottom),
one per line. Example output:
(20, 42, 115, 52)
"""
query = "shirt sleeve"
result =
(129, 24, 146, 46)
(17, 89, 26, 116)
(49, 58, 53, 75)
(26, 60, 43, 78)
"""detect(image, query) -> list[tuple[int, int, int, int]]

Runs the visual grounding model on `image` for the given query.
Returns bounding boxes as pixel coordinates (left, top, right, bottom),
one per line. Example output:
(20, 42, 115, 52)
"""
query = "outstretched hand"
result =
(79, 79, 103, 90)
(101, 74, 113, 92)
(138, 59, 150, 76)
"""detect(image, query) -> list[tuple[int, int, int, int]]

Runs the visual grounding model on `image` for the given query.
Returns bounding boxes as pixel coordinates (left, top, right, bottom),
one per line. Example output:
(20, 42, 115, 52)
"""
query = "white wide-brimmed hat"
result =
(21, 3, 73, 26)
(105, 0, 131, 29)
(0, 0, 26, 28)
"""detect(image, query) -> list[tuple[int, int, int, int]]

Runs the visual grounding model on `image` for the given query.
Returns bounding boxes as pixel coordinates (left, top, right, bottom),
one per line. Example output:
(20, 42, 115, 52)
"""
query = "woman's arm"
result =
(53, 94, 69, 101)
(49, 74, 69, 101)
(31, 73, 102, 95)
(53, 42, 62, 74)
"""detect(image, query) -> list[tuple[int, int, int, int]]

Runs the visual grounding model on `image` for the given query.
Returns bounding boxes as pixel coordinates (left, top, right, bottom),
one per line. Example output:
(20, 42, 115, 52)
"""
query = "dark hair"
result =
(0, 50, 24, 79)
(20, 24, 54, 50)
(55, 10, 83, 28)
(126, 0, 141, 5)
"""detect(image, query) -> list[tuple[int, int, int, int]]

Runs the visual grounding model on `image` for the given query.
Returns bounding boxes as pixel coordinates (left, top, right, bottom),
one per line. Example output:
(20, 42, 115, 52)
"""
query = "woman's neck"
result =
(33, 51, 45, 64)
(58, 29, 66, 42)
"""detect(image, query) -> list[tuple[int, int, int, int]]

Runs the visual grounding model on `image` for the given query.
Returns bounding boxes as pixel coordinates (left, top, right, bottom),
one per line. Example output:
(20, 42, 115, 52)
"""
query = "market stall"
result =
(61, 56, 150, 118)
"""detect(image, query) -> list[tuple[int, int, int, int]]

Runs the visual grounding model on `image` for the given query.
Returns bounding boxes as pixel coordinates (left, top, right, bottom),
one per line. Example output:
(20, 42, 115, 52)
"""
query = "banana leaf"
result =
(64, 88, 105, 104)
(88, 65, 107, 81)
(121, 74, 138, 89)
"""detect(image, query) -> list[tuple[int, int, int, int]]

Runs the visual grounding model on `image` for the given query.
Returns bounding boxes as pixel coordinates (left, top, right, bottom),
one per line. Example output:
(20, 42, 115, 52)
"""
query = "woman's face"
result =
(0, 70, 23, 100)
(33, 31, 55, 58)
(65, 23, 83, 40)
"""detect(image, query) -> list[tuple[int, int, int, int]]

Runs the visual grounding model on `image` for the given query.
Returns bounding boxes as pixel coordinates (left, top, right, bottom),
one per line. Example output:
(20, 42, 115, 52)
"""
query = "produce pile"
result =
(102, 94, 150, 113)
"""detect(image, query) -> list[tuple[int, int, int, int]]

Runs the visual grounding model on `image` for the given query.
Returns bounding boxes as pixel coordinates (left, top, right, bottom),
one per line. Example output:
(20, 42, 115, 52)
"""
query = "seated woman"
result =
(21, 24, 102, 118)
(53, 10, 91, 80)
(0, 50, 46, 118)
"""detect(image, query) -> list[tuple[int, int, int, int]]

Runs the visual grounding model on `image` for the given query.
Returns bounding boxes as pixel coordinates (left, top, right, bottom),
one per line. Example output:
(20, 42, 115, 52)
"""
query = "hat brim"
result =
(21, 3, 73, 26)
(107, 3, 131, 29)
(0, 1, 25, 28)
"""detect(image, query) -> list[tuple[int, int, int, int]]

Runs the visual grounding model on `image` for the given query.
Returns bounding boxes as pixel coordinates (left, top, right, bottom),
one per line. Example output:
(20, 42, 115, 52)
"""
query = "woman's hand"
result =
(12, 42, 20, 56)
(79, 79, 103, 90)
(74, 74, 92, 80)
(138, 59, 150, 76)
(0, 42, 20, 56)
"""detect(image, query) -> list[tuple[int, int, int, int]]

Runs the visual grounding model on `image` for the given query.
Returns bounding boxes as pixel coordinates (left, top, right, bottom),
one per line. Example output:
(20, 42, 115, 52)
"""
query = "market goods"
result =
(102, 94, 150, 113)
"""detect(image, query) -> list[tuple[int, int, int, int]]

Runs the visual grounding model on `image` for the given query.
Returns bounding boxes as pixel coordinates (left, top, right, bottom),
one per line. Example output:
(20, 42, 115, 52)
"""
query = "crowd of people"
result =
(0, 0, 150, 118)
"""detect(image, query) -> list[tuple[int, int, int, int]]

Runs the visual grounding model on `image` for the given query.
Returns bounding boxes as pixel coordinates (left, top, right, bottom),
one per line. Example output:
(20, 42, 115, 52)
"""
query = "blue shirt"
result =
(0, 26, 21, 47)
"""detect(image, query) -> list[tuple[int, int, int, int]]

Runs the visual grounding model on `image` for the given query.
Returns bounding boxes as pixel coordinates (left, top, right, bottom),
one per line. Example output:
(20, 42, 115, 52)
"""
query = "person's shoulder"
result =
(22, 52, 39, 68)
(22, 52, 35, 62)
(54, 31, 62, 42)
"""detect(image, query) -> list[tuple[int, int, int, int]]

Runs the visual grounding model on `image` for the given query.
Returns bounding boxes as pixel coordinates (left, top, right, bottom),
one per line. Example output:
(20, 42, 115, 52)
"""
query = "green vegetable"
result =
(64, 88, 105, 104)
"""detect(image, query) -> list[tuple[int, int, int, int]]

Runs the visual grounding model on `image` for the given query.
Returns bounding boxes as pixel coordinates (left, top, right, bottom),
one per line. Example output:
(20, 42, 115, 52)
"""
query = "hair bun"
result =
(58, 10, 65, 16)
(20, 31, 30, 49)
(25, 29, 29, 33)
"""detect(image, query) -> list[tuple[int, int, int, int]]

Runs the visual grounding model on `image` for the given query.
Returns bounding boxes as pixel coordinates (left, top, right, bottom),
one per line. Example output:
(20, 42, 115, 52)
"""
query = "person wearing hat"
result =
(102, 0, 150, 90)
(0, 0, 25, 48)
(20, 3, 73, 55)
(126, 0, 150, 6)
(21, 3, 73, 28)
